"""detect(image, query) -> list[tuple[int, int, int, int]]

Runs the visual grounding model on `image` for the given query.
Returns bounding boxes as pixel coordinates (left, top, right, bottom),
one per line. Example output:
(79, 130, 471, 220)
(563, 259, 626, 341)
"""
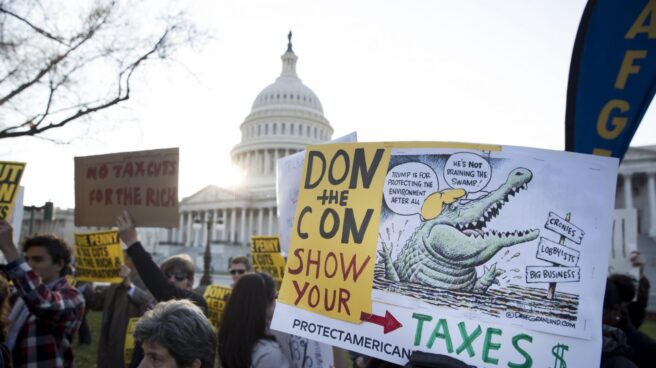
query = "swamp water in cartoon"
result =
(378, 167, 539, 293)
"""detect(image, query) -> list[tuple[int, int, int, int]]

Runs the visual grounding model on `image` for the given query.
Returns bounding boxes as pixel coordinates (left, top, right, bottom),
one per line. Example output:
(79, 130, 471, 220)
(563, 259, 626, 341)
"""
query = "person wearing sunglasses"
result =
(116, 211, 209, 368)
(229, 255, 252, 286)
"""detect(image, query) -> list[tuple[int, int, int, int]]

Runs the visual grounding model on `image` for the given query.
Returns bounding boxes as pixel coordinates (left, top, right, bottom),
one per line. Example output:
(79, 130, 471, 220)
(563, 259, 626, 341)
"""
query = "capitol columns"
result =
(240, 208, 247, 246)
(648, 172, 656, 237)
(230, 208, 237, 243)
(623, 174, 634, 209)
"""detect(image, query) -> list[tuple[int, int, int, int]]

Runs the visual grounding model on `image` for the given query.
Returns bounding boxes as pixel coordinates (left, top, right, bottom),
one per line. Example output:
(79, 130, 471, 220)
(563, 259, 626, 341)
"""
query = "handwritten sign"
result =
(203, 285, 232, 331)
(278, 143, 390, 323)
(0, 161, 26, 221)
(525, 266, 581, 283)
(74, 230, 125, 283)
(545, 211, 585, 244)
(251, 236, 286, 289)
(74, 148, 179, 227)
(536, 237, 580, 267)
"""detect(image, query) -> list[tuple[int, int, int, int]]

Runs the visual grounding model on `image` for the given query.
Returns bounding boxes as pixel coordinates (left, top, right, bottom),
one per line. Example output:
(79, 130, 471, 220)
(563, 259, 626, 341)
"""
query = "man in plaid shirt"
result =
(0, 220, 85, 367)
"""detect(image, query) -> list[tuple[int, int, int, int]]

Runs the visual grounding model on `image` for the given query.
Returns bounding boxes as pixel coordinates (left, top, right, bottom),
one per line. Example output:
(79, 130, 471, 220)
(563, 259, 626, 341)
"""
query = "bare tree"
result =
(0, 0, 199, 139)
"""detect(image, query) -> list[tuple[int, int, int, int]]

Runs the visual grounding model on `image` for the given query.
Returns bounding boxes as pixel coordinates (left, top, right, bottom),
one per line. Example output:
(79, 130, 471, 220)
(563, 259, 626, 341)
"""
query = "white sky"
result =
(2, 0, 656, 209)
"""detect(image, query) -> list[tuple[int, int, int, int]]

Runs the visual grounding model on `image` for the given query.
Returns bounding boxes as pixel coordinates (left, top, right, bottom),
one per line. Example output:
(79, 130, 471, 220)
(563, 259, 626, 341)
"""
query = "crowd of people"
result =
(0, 212, 654, 367)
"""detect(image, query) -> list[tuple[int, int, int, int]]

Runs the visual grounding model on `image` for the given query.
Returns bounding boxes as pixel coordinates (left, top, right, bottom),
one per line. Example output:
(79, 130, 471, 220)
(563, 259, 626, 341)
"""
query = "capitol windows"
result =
(257, 125, 261, 136)
(314, 127, 317, 138)
(291, 124, 295, 134)
(265, 124, 269, 134)
(282, 123, 286, 134)
(306, 125, 310, 136)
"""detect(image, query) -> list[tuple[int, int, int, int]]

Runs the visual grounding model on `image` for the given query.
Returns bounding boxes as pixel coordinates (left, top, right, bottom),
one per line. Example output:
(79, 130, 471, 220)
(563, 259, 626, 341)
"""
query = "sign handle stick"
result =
(547, 212, 571, 300)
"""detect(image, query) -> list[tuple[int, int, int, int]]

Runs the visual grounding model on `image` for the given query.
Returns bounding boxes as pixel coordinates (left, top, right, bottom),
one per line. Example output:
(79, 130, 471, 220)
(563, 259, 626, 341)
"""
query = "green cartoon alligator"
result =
(378, 167, 539, 293)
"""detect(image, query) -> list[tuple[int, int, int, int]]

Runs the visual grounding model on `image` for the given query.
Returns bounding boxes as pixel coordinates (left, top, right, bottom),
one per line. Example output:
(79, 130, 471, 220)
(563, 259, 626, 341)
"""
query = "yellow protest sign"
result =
(74, 230, 125, 283)
(124, 317, 139, 367)
(203, 285, 232, 331)
(0, 161, 26, 221)
(278, 143, 390, 323)
(251, 236, 286, 289)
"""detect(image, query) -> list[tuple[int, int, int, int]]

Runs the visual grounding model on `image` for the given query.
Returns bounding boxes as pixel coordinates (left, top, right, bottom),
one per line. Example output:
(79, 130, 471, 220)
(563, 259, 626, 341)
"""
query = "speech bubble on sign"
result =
(443, 153, 492, 193)
(384, 162, 438, 215)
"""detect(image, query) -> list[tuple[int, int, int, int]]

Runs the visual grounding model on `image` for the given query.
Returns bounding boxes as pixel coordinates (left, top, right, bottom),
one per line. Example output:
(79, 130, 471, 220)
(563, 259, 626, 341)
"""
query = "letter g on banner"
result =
(565, 0, 656, 160)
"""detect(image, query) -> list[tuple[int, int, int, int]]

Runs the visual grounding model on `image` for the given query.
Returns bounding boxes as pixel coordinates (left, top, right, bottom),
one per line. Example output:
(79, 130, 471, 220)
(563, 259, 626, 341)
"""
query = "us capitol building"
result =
(155, 34, 334, 268)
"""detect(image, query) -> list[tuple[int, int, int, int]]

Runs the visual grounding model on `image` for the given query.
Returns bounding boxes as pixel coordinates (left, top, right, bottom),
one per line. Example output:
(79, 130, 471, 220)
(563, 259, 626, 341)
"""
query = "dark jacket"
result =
(84, 279, 153, 368)
(126, 242, 209, 368)
(126, 242, 208, 314)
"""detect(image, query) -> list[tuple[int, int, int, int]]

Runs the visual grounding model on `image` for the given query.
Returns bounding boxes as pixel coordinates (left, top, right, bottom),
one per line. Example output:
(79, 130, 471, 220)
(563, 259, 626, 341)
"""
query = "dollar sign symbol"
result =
(551, 343, 569, 368)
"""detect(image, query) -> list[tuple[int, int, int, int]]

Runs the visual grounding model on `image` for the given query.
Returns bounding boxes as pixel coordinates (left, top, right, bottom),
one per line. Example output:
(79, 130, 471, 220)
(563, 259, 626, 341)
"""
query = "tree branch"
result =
(0, 26, 172, 139)
(0, 6, 70, 46)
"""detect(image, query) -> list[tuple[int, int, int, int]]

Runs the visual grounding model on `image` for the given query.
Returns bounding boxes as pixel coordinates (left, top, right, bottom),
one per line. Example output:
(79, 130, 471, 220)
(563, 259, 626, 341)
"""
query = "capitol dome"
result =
(231, 32, 333, 190)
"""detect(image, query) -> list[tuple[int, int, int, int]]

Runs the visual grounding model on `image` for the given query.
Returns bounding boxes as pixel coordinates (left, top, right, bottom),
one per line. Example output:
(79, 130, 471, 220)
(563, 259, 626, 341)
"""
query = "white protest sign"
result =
(275, 132, 357, 253)
(536, 237, 580, 267)
(608, 209, 639, 278)
(272, 142, 618, 367)
(544, 212, 585, 244)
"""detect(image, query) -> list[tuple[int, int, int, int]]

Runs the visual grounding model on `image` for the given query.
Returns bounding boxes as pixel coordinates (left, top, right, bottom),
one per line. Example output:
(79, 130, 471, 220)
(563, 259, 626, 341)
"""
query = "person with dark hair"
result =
(160, 254, 196, 291)
(602, 279, 639, 368)
(610, 251, 651, 329)
(229, 255, 252, 286)
(116, 211, 208, 368)
(0, 221, 84, 368)
(218, 272, 290, 368)
(83, 252, 153, 368)
(116, 211, 207, 313)
(134, 299, 216, 368)
(0, 274, 13, 367)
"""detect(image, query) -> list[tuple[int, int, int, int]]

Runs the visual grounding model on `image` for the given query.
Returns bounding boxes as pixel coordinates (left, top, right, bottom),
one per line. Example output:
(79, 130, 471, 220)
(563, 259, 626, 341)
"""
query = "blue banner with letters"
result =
(565, 0, 656, 159)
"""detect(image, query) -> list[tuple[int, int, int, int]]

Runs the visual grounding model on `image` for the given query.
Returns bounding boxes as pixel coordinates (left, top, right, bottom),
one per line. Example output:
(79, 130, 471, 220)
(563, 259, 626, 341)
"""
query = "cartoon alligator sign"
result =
(378, 168, 540, 293)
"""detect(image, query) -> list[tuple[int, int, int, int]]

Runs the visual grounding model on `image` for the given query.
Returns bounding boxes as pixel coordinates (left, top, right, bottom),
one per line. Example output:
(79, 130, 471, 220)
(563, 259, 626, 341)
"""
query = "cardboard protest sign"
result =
(74, 148, 179, 227)
(0, 161, 26, 221)
(74, 230, 125, 283)
(273, 331, 335, 368)
(251, 236, 286, 288)
(272, 142, 618, 367)
(203, 285, 232, 331)
(124, 317, 139, 368)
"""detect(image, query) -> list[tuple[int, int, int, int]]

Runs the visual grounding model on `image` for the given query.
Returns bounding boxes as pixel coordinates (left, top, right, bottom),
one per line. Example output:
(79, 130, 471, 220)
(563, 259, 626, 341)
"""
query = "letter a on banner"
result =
(565, 0, 656, 159)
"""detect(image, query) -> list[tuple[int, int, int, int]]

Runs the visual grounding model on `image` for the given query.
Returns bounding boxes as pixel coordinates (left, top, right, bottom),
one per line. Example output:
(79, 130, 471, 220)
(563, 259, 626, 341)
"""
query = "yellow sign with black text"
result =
(74, 230, 125, 283)
(251, 236, 286, 289)
(278, 143, 390, 323)
(0, 161, 26, 221)
(203, 285, 232, 331)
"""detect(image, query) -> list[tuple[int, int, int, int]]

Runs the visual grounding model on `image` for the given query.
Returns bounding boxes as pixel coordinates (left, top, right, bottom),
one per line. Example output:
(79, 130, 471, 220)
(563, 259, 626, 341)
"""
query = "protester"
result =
(601, 279, 638, 368)
(74, 280, 92, 346)
(228, 255, 252, 286)
(116, 211, 207, 313)
(134, 299, 216, 368)
(610, 251, 650, 329)
(218, 272, 290, 368)
(0, 273, 12, 367)
(83, 254, 153, 368)
(0, 221, 84, 368)
(116, 211, 208, 367)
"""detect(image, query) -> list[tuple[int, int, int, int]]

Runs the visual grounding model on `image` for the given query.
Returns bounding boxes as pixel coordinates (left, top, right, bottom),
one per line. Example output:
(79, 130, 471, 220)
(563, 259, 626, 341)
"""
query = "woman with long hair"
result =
(218, 272, 290, 368)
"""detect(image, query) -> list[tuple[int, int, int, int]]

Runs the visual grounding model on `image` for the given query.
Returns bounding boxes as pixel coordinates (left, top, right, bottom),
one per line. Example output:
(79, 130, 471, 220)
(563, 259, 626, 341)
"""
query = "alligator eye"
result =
(515, 172, 523, 176)
(449, 204, 456, 210)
